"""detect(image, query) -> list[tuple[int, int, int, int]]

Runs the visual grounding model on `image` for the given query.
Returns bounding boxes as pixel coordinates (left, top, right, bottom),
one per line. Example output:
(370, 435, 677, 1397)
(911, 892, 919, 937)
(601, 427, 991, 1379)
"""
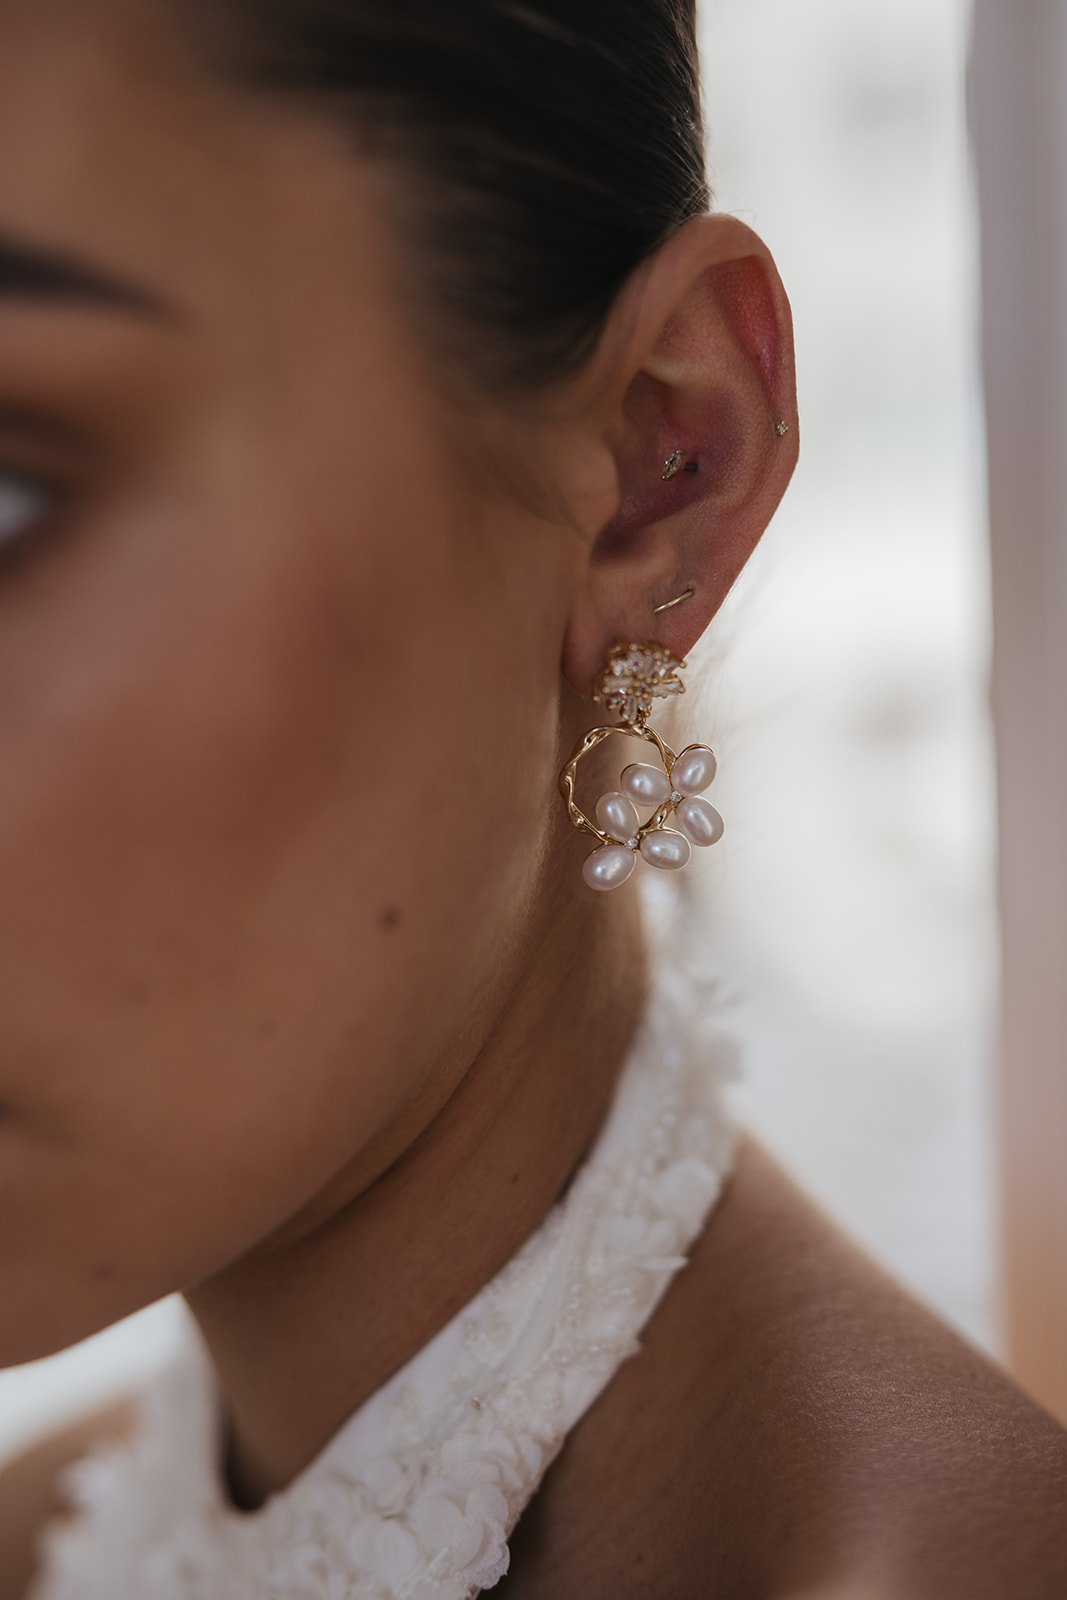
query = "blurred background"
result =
(692, 0, 998, 1355)
(3, 0, 1065, 1460)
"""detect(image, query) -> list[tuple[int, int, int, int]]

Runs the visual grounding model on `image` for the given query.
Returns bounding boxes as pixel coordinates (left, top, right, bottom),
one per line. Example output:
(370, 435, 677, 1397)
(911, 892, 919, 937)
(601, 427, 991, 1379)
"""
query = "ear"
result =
(560, 212, 798, 699)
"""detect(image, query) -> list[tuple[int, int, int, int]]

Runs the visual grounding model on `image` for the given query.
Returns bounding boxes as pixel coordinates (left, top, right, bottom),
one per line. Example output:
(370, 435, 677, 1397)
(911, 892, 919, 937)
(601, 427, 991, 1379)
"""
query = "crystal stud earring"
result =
(558, 639, 724, 892)
(662, 448, 700, 480)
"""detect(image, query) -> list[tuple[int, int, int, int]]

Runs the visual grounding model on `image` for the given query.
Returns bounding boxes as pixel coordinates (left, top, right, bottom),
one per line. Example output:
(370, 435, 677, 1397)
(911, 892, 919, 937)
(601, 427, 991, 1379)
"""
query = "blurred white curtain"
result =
(971, 2, 1067, 1422)
(700, 0, 996, 1355)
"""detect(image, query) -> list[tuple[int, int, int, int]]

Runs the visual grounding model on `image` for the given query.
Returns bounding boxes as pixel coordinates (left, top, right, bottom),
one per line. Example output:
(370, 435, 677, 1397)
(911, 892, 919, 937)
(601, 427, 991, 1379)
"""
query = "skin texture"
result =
(1, 2, 1065, 1597)
(3, 1140, 1066, 1600)
(505, 1137, 1067, 1600)
(0, 0, 794, 1474)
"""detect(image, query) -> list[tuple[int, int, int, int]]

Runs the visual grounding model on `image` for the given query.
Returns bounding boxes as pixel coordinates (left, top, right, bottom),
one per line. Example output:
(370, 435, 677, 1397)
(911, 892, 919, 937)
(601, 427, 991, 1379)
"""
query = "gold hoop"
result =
(652, 585, 695, 616)
(558, 722, 679, 847)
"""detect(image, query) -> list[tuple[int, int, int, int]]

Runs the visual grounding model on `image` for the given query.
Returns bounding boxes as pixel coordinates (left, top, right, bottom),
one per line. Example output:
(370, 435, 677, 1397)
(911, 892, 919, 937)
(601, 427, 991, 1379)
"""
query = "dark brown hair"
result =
(186, 0, 709, 398)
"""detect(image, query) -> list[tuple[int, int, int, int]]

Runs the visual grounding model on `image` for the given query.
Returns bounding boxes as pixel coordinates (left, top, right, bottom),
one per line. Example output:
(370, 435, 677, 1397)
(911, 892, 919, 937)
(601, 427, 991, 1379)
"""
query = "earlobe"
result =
(561, 214, 798, 701)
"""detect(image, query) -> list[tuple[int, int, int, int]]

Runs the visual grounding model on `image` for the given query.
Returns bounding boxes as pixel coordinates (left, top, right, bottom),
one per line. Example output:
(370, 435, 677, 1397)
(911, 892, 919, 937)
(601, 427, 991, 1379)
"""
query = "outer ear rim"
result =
(579, 212, 797, 422)
(559, 215, 799, 698)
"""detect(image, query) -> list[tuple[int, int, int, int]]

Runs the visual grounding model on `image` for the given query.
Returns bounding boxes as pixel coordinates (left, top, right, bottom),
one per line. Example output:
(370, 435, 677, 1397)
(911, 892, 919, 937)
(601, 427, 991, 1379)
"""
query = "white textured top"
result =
(29, 897, 739, 1600)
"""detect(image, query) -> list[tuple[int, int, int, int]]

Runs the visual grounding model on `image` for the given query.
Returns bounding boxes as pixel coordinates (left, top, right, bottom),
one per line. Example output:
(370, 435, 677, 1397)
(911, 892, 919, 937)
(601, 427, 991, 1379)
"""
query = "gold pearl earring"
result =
(558, 635, 724, 893)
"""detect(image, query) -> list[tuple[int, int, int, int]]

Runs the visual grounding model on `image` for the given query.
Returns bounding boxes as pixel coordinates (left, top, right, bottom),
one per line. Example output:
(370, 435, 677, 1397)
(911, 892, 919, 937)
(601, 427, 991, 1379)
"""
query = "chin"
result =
(0, 1309, 101, 1372)
(0, 1324, 79, 1373)
(0, 1267, 148, 1373)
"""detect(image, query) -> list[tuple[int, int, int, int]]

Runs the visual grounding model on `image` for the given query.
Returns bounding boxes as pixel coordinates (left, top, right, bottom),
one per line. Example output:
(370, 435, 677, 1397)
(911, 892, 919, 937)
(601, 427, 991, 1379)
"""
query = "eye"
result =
(0, 468, 55, 555)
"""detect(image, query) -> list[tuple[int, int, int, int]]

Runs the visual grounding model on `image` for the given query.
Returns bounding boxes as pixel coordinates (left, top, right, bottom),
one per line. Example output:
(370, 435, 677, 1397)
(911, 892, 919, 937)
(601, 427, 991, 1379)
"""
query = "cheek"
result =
(0, 447, 553, 1354)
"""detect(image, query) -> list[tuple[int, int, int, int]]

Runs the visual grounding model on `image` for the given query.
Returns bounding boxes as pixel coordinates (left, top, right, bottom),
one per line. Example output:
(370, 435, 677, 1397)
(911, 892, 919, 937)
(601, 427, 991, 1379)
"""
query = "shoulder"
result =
(684, 1133, 1067, 1596)
(0, 1398, 137, 1600)
(507, 1132, 1067, 1599)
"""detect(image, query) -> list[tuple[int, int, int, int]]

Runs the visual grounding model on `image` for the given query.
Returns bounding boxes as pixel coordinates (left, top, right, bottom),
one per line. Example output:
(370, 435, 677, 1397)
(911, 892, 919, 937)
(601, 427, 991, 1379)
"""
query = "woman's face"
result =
(0, 0, 598, 1361)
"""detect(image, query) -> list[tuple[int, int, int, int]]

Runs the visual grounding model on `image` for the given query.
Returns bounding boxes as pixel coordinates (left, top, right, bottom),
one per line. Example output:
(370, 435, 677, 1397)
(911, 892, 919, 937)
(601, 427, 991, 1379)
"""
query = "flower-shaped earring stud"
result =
(558, 640, 724, 892)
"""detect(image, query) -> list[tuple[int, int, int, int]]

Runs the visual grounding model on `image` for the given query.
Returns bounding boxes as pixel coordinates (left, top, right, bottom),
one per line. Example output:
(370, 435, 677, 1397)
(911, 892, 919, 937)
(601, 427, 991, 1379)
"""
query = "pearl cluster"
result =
(583, 744, 723, 892)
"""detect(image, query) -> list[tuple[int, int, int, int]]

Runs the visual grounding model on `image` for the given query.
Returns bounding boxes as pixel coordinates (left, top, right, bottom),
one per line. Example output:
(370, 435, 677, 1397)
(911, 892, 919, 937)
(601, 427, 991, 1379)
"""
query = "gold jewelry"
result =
(558, 639, 724, 892)
(651, 584, 695, 616)
(661, 448, 700, 481)
(775, 419, 790, 437)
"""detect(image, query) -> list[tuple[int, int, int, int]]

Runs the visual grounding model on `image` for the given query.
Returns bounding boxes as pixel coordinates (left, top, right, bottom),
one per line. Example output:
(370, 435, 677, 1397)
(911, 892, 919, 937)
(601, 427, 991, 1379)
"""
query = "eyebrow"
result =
(0, 229, 180, 323)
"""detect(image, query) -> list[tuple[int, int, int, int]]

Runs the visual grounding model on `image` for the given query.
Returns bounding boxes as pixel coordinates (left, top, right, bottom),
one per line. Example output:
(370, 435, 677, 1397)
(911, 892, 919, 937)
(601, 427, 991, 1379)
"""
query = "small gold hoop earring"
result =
(558, 639, 724, 892)
(652, 585, 695, 616)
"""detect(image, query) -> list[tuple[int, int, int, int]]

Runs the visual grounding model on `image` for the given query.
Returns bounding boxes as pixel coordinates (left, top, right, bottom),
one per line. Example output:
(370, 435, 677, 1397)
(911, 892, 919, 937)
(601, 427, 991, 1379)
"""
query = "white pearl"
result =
(583, 843, 637, 892)
(675, 795, 724, 848)
(670, 745, 717, 796)
(638, 829, 692, 871)
(595, 791, 640, 843)
(620, 762, 672, 807)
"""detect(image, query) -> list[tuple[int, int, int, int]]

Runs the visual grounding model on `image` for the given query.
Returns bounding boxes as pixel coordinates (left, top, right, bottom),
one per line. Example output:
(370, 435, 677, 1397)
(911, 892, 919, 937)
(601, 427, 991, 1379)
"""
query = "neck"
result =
(184, 871, 651, 1510)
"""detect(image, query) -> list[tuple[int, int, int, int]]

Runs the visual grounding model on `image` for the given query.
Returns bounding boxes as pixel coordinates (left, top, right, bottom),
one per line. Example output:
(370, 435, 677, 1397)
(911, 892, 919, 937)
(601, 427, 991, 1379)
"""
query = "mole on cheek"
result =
(378, 905, 403, 932)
